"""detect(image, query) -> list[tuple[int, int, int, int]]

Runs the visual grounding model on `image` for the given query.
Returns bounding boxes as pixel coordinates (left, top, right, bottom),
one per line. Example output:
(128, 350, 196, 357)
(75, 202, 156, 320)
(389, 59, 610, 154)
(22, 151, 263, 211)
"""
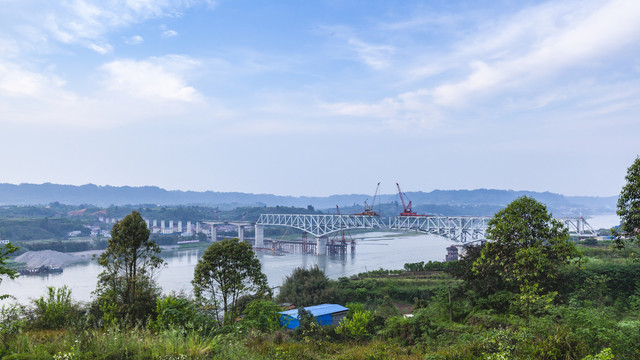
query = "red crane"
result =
(396, 182, 417, 216)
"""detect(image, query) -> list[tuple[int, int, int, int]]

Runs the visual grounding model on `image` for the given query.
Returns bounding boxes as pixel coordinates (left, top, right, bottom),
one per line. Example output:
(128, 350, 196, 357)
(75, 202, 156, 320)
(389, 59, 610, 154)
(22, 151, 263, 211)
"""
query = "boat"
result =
(18, 265, 64, 275)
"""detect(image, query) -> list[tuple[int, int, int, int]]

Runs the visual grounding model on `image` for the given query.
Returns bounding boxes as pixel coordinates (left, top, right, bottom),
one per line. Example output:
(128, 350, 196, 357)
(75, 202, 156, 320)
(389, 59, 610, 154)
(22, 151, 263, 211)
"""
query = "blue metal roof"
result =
(279, 303, 348, 318)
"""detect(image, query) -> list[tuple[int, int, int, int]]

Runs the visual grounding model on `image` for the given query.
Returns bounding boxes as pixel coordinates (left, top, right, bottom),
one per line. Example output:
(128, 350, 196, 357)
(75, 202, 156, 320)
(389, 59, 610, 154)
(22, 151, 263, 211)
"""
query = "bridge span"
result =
(251, 214, 597, 255)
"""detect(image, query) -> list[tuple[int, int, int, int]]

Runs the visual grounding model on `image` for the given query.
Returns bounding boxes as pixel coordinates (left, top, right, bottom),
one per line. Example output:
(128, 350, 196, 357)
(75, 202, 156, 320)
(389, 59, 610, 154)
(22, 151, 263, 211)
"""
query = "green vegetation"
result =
(617, 155, 640, 243)
(192, 238, 269, 324)
(0, 173, 638, 358)
(0, 242, 18, 300)
(93, 211, 165, 326)
(0, 237, 639, 358)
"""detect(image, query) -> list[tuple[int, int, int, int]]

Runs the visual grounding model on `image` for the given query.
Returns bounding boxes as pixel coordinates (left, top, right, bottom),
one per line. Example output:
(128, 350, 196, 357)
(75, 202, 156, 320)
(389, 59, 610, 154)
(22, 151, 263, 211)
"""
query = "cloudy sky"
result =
(0, 0, 638, 197)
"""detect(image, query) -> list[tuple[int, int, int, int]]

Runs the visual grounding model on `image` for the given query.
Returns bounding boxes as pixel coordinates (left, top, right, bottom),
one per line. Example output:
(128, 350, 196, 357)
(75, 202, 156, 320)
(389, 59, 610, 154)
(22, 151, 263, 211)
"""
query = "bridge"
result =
(250, 214, 597, 255)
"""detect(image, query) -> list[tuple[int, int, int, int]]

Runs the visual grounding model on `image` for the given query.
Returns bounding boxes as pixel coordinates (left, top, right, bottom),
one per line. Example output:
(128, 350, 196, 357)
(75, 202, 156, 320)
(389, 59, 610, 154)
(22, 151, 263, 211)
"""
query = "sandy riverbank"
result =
(14, 250, 104, 268)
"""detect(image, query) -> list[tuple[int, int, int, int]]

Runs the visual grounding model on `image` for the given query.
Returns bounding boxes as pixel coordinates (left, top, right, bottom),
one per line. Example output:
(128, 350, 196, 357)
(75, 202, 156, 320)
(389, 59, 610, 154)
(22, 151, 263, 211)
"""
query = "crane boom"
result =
(356, 182, 381, 216)
(396, 182, 416, 216)
(371, 182, 380, 208)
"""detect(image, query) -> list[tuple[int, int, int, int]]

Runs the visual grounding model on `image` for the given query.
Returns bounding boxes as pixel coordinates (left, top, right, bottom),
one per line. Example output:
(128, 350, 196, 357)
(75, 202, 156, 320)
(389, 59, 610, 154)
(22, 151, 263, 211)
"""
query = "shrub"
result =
(32, 286, 80, 330)
(381, 308, 442, 346)
(335, 309, 373, 341)
(0, 304, 26, 348)
(242, 299, 281, 333)
(152, 294, 199, 331)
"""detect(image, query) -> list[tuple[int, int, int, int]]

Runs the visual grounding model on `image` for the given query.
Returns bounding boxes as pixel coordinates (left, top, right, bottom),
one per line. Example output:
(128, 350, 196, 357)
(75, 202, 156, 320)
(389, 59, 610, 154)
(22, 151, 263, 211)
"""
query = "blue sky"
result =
(0, 0, 639, 197)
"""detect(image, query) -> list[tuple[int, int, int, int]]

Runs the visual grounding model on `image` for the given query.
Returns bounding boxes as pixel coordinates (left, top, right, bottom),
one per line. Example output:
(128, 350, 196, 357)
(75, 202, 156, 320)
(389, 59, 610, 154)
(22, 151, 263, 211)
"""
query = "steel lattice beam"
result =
(256, 214, 386, 238)
(255, 214, 598, 243)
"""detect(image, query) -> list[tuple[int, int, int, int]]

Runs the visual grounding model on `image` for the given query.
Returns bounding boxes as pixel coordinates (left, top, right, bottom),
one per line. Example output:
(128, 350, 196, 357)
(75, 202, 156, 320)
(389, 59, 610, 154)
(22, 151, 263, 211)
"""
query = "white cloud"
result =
(326, 0, 640, 131)
(88, 42, 113, 54)
(100, 56, 201, 102)
(325, 88, 442, 131)
(163, 29, 178, 38)
(431, 0, 640, 106)
(125, 35, 144, 45)
(346, 38, 394, 70)
(0, 61, 66, 97)
(0, 1, 206, 55)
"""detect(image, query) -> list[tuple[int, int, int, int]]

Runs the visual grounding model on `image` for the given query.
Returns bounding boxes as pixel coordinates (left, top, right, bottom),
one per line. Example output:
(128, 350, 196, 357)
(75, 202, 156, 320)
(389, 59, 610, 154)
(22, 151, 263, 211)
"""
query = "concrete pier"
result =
(238, 226, 245, 242)
(255, 224, 264, 248)
(316, 236, 327, 255)
(211, 225, 217, 242)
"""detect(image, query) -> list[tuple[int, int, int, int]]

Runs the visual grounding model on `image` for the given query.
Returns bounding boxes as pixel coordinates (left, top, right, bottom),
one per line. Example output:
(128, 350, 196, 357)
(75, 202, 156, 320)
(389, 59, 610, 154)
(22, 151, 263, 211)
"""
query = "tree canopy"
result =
(617, 156, 640, 241)
(277, 265, 337, 306)
(0, 242, 18, 300)
(94, 210, 164, 325)
(472, 196, 579, 319)
(192, 238, 268, 323)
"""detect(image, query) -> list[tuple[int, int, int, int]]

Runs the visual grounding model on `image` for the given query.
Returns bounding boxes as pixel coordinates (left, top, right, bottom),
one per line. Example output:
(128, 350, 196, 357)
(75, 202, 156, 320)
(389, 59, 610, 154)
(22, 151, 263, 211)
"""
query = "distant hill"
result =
(0, 183, 617, 216)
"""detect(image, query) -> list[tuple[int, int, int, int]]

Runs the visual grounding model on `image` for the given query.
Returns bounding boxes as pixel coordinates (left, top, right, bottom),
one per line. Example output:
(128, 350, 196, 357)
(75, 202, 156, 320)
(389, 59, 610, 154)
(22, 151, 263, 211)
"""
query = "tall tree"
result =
(617, 156, 640, 242)
(0, 242, 18, 300)
(473, 196, 579, 320)
(94, 211, 164, 325)
(192, 238, 268, 323)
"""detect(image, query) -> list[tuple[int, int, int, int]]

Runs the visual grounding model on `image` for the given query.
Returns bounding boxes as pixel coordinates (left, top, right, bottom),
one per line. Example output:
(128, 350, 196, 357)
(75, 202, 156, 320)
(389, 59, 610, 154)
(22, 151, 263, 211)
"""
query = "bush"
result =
(335, 309, 373, 341)
(242, 299, 281, 333)
(151, 294, 219, 335)
(0, 305, 26, 348)
(32, 286, 80, 330)
(381, 308, 442, 346)
(277, 266, 340, 306)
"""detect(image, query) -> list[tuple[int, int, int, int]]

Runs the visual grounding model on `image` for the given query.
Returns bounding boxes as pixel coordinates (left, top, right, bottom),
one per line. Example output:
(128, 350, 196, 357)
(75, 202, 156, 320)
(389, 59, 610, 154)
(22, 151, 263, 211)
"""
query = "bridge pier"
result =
(238, 225, 245, 243)
(255, 224, 264, 248)
(316, 236, 327, 255)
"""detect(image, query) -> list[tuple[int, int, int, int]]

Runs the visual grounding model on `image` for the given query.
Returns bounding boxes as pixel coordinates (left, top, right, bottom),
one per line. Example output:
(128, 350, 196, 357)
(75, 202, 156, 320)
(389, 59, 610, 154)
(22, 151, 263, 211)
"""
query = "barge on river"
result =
(18, 265, 63, 275)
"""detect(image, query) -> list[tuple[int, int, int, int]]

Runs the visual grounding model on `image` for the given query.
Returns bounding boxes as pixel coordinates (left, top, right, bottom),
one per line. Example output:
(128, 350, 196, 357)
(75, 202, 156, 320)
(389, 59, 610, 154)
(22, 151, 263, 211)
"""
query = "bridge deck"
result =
(255, 214, 597, 243)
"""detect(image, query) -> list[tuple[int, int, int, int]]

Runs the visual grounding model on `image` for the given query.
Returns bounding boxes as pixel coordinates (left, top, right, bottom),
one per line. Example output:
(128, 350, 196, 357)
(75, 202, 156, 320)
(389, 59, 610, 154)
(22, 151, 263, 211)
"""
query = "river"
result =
(1, 214, 620, 305)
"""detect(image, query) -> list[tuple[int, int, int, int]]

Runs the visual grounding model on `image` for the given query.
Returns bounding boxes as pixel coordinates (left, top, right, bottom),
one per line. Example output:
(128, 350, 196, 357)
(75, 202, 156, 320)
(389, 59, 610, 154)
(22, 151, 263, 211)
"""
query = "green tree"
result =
(617, 156, 640, 242)
(277, 265, 336, 306)
(0, 242, 18, 300)
(473, 196, 579, 321)
(192, 238, 268, 323)
(94, 211, 164, 325)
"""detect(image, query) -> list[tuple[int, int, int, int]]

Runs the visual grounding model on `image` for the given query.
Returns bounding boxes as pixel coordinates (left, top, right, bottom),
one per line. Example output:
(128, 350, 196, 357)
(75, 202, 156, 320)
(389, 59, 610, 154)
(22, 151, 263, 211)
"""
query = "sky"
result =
(0, 0, 639, 198)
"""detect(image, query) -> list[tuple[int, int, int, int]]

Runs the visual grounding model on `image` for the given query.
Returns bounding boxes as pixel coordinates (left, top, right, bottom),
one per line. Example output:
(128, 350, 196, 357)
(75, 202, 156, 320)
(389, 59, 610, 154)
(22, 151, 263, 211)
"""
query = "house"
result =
(279, 303, 349, 330)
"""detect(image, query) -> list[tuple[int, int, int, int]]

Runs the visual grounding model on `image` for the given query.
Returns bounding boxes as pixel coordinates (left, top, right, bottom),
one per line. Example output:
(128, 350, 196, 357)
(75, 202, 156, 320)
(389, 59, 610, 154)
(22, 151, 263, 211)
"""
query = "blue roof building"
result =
(279, 304, 349, 329)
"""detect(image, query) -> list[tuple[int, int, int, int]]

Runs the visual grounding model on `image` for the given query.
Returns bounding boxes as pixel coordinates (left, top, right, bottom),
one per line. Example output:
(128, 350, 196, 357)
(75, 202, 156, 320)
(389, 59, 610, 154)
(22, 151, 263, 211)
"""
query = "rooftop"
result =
(279, 304, 348, 318)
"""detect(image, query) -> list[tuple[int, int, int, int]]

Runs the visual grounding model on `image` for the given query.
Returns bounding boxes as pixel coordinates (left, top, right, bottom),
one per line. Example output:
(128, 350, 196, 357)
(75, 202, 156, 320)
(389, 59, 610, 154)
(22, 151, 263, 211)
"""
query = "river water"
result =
(2, 232, 453, 305)
(1, 214, 620, 305)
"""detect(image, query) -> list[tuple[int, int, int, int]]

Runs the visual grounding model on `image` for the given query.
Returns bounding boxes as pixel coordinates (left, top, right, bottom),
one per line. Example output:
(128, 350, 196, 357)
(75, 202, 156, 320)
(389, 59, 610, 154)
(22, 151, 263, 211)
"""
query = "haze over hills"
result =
(0, 183, 617, 217)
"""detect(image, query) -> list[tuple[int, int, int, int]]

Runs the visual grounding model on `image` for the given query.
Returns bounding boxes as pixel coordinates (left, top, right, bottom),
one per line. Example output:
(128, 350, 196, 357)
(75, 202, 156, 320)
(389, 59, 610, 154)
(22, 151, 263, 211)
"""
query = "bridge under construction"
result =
(246, 214, 597, 255)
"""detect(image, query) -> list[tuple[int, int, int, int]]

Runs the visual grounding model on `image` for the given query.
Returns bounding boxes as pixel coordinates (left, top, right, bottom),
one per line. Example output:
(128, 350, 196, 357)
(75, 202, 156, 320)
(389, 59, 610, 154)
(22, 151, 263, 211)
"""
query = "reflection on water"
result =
(0, 214, 619, 305)
(2, 232, 454, 304)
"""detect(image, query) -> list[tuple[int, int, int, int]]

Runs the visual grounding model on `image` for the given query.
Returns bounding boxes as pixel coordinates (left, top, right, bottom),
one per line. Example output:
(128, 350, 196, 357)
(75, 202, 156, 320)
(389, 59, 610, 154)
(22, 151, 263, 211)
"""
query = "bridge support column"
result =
(210, 225, 217, 242)
(238, 225, 245, 242)
(316, 236, 327, 256)
(255, 224, 264, 248)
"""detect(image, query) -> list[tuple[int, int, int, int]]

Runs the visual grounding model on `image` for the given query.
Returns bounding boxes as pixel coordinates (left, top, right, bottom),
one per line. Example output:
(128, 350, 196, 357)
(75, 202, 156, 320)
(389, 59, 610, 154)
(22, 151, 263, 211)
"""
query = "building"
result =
(279, 304, 349, 330)
(445, 245, 459, 261)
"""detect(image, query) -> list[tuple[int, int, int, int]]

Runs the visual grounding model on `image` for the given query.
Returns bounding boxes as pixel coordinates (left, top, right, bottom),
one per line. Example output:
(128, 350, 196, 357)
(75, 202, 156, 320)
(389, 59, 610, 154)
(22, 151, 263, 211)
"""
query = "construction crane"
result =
(356, 182, 381, 216)
(396, 182, 417, 216)
(272, 228, 288, 251)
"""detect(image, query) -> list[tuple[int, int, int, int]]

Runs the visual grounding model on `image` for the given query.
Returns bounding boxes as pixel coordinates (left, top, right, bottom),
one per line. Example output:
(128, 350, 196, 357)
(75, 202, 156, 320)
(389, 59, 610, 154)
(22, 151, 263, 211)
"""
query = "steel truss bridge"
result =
(255, 214, 597, 244)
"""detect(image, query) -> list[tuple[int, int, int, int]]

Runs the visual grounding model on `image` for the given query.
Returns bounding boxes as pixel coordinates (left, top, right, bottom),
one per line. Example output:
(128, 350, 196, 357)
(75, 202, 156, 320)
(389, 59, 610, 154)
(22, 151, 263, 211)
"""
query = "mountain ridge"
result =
(0, 182, 617, 216)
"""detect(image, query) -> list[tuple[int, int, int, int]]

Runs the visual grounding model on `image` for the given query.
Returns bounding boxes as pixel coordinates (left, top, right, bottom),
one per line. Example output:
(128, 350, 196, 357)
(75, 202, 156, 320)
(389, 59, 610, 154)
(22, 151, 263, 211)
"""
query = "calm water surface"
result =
(2, 214, 619, 305)
(2, 232, 453, 304)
